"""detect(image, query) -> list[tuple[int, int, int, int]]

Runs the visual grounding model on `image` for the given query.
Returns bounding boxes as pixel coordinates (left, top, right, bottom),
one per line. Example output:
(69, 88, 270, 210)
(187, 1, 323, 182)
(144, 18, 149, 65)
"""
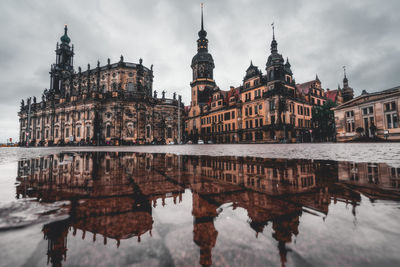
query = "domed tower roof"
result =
(266, 23, 284, 69)
(60, 25, 71, 44)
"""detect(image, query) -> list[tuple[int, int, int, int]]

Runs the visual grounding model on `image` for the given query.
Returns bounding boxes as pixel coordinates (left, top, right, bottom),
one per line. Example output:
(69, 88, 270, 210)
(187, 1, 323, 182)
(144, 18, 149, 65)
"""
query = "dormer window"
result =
(254, 79, 259, 86)
(245, 82, 250, 89)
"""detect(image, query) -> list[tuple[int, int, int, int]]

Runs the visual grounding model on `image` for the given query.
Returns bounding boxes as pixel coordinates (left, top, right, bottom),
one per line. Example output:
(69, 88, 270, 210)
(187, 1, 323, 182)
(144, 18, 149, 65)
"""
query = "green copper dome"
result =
(60, 25, 71, 44)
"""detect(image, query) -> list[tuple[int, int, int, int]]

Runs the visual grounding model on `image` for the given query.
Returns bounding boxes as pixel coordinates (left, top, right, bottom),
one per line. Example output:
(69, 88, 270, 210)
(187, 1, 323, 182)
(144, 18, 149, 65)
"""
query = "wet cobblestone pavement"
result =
(0, 144, 399, 267)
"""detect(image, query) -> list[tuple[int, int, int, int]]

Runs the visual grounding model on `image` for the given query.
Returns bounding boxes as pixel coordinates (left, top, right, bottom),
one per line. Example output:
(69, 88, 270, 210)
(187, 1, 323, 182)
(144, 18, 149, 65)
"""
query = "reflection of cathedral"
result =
(16, 153, 399, 266)
(18, 26, 184, 147)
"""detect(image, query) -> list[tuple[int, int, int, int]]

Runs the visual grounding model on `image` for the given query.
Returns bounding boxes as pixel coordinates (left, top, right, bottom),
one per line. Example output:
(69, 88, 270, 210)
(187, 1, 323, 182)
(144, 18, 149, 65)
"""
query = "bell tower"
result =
(50, 25, 74, 93)
(190, 3, 215, 107)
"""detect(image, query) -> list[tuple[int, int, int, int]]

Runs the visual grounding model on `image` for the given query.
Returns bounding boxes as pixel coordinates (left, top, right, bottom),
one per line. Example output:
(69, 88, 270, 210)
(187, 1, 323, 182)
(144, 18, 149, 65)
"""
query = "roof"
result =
(296, 80, 316, 95)
(325, 90, 339, 102)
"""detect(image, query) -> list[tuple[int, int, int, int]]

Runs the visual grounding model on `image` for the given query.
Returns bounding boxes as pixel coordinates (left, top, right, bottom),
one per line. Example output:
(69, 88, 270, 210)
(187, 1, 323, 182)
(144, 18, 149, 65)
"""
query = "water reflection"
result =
(15, 153, 400, 266)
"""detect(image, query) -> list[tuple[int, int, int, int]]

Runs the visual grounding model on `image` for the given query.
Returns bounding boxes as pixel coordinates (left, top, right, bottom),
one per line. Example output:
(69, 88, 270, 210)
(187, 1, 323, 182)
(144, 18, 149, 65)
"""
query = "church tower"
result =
(50, 25, 75, 94)
(190, 4, 215, 107)
(342, 66, 354, 102)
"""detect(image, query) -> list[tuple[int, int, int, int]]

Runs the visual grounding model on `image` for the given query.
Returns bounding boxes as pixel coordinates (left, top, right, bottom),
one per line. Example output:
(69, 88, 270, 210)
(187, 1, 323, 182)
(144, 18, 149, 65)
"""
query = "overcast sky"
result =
(1, 0, 399, 142)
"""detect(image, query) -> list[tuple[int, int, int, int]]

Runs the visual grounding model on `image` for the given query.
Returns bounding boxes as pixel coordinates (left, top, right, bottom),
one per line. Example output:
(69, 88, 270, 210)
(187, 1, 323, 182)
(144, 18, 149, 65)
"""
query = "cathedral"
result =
(18, 26, 184, 146)
(185, 6, 353, 143)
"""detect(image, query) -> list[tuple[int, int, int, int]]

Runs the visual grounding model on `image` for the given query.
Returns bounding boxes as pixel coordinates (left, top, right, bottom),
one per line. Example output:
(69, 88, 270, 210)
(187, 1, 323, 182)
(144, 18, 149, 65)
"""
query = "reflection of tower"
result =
(192, 192, 218, 267)
(43, 219, 70, 267)
(272, 212, 301, 267)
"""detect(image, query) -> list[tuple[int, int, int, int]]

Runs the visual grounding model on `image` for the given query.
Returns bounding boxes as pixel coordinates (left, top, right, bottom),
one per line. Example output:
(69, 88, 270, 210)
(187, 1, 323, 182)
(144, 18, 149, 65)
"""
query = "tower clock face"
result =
(199, 85, 204, 91)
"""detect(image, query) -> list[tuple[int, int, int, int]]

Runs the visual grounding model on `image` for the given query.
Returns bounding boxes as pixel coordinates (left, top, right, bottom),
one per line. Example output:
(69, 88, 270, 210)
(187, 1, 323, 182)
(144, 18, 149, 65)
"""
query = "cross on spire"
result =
(271, 22, 275, 40)
(343, 65, 347, 78)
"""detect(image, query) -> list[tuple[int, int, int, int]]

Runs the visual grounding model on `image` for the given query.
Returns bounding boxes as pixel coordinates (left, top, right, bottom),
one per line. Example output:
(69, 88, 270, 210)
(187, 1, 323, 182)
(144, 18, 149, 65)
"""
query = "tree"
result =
(311, 100, 337, 142)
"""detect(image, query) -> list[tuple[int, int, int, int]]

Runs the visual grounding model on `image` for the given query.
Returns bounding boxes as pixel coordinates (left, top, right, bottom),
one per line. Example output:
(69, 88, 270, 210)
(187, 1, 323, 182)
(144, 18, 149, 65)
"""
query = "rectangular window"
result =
(87, 126, 90, 138)
(224, 112, 231, 120)
(363, 106, 374, 115)
(386, 113, 399, 129)
(346, 119, 355, 132)
(346, 111, 354, 118)
(232, 111, 235, 119)
(55, 129, 59, 138)
(255, 119, 259, 128)
(77, 127, 80, 137)
(66, 128, 70, 137)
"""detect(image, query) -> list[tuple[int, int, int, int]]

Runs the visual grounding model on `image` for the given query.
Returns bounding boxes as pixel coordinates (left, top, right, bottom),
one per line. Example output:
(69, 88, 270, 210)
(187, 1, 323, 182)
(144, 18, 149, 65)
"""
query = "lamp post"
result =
(26, 97, 32, 147)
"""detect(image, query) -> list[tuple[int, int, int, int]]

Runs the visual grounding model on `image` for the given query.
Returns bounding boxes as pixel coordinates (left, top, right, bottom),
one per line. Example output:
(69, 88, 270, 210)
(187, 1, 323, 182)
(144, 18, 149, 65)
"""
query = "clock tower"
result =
(190, 4, 215, 107)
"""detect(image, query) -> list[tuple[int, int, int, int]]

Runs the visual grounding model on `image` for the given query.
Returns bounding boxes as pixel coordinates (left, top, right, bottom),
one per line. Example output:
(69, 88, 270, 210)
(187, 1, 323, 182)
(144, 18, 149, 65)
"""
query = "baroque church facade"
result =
(19, 26, 184, 146)
(185, 8, 353, 143)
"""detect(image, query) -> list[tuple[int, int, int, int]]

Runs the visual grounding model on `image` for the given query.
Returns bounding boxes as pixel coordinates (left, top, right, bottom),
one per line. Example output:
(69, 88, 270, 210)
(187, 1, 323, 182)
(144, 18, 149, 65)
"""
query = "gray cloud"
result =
(0, 0, 399, 142)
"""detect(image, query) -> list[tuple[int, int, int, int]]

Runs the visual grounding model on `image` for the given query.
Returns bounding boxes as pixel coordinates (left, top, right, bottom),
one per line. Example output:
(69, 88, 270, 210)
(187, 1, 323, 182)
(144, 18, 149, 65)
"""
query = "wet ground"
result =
(0, 144, 400, 267)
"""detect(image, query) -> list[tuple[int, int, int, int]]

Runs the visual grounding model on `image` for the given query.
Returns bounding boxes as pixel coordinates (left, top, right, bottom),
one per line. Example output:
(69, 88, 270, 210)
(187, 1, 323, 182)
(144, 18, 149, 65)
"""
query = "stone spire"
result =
(197, 3, 208, 52)
(343, 66, 349, 88)
(270, 22, 278, 53)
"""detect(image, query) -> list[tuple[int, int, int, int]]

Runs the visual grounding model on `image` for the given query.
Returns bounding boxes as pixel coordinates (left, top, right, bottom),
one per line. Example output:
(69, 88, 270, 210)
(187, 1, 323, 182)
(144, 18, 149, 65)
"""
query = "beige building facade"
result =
(333, 86, 400, 141)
